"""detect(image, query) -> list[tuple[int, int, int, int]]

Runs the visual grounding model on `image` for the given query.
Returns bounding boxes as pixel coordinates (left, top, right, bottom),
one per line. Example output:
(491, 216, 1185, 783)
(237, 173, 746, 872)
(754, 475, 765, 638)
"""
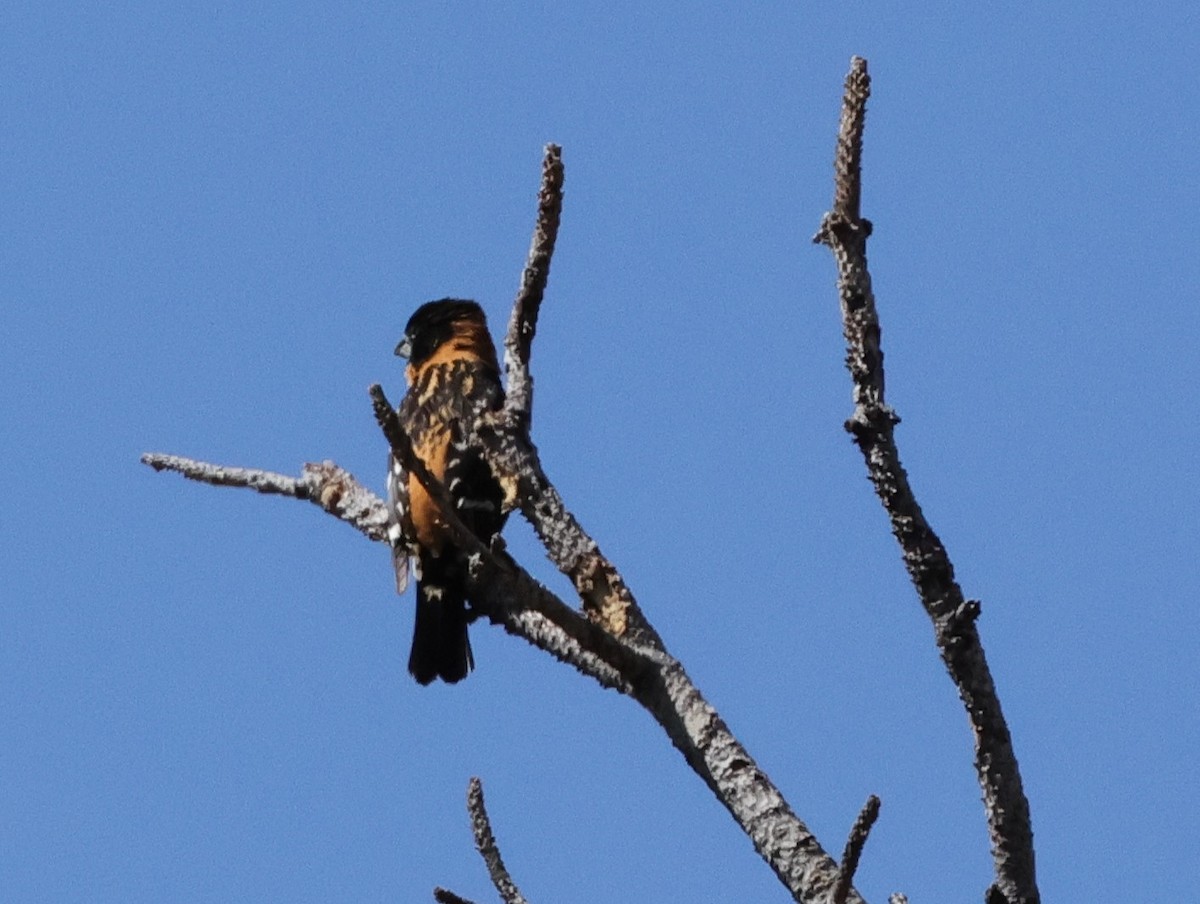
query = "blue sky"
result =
(3, 3, 1197, 902)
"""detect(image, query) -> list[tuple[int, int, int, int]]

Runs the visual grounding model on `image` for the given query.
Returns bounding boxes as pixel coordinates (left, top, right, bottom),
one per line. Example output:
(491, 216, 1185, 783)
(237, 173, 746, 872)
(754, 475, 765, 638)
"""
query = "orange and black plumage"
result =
(386, 299, 507, 684)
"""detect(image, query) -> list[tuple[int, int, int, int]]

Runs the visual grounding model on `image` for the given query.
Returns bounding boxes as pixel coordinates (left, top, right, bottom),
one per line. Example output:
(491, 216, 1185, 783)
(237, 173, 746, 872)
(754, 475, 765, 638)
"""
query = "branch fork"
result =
(143, 61, 1040, 904)
(143, 140, 864, 904)
(814, 57, 1039, 904)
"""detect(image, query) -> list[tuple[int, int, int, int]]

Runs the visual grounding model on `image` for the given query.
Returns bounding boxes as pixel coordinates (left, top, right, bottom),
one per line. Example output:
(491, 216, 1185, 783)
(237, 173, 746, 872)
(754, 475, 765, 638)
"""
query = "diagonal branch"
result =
(433, 889, 476, 904)
(144, 134, 876, 904)
(142, 448, 641, 689)
(503, 143, 564, 428)
(142, 439, 867, 904)
(814, 56, 1039, 904)
(367, 383, 653, 685)
(465, 778, 528, 904)
(368, 384, 499, 558)
(486, 146, 659, 647)
(476, 417, 662, 649)
(833, 795, 881, 904)
(465, 150, 865, 904)
(140, 452, 391, 542)
(368, 381, 862, 903)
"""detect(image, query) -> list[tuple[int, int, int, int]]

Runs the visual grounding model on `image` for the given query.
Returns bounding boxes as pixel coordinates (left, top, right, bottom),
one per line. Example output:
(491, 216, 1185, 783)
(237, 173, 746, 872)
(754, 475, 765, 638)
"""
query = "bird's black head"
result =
(395, 298, 487, 367)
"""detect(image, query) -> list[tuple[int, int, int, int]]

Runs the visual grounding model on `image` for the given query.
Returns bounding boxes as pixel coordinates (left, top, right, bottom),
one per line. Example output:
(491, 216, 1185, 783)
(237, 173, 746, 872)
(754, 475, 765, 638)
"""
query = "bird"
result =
(386, 298, 508, 685)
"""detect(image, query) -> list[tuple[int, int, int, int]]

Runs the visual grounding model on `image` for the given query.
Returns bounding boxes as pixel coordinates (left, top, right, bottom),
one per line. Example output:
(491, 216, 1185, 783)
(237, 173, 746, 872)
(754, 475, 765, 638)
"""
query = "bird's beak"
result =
(395, 336, 412, 359)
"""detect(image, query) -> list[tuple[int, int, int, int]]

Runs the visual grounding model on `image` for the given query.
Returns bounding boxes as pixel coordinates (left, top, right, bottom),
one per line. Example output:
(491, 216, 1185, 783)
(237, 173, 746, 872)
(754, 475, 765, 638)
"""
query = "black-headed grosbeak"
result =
(386, 298, 507, 685)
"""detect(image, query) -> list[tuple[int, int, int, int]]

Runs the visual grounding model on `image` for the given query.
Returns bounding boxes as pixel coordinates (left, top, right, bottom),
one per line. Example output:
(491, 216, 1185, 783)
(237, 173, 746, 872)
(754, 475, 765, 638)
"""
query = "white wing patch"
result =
(385, 451, 416, 594)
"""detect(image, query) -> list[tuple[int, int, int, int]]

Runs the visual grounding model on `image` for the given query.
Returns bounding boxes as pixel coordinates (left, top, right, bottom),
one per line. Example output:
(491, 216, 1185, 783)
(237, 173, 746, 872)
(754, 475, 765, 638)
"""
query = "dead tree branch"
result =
(433, 889, 476, 904)
(466, 778, 528, 904)
(145, 449, 640, 691)
(431, 779, 528, 904)
(145, 439, 854, 904)
(373, 368, 858, 904)
(142, 146, 875, 903)
(813, 56, 1039, 904)
(485, 143, 655, 646)
(503, 143, 563, 428)
(476, 415, 662, 647)
(140, 453, 390, 542)
(833, 795, 881, 904)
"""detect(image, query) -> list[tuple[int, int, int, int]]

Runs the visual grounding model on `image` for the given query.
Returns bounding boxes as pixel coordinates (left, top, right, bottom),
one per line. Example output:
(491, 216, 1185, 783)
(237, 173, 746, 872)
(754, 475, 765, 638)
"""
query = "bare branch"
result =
(145, 133, 878, 904)
(476, 417, 662, 648)
(832, 57, 869, 224)
(477, 164, 860, 897)
(814, 56, 1039, 904)
(366, 383, 649, 687)
(144, 438, 865, 904)
(373, 355, 649, 660)
(474, 156, 863, 904)
(637, 660, 859, 904)
(421, 417, 868, 903)
(832, 795, 881, 904)
(503, 143, 564, 427)
(481, 150, 657, 644)
(433, 888, 476, 904)
(464, 778, 528, 904)
(811, 57, 883, 425)
(140, 452, 390, 542)
(142, 444, 644, 689)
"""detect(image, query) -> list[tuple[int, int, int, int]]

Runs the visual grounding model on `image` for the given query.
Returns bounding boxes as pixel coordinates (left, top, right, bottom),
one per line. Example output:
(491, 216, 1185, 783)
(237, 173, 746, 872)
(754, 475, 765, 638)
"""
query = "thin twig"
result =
(140, 452, 390, 542)
(484, 147, 655, 644)
(466, 778, 528, 904)
(832, 795, 880, 904)
(814, 56, 1039, 904)
(503, 143, 564, 427)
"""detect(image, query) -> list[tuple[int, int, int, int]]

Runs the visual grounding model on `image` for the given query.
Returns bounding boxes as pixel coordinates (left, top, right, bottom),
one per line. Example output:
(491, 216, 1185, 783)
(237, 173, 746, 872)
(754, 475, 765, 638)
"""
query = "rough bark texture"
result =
(464, 778, 529, 904)
(376, 376, 857, 903)
(813, 56, 1039, 904)
(143, 145, 869, 904)
(144, 65, 1043, 901)
(141, 454, 390, 542)
(475, 418, 660, 647)
(141, 446, 859, 904)
(503, 143, 563, 429)
(833, 795, 881, 904)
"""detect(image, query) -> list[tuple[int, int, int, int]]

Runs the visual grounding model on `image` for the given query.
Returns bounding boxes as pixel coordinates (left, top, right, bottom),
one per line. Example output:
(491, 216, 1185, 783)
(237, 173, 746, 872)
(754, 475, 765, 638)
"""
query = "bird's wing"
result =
(385, 450, 415, 594)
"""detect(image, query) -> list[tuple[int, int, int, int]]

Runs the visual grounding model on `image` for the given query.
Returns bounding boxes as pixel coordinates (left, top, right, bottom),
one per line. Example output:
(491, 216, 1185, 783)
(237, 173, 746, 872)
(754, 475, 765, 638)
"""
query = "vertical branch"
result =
(833, 58, 868, 225)
(486, 143, 659, 645)
(503, 143, 564, 428)
(814, 56, 1040, 904)
(817, 57, 885, 422)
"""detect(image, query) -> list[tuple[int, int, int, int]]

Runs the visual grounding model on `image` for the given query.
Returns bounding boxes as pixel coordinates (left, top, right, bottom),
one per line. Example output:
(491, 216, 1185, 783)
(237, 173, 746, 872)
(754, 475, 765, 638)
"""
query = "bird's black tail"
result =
(408, 553, 473, 685)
